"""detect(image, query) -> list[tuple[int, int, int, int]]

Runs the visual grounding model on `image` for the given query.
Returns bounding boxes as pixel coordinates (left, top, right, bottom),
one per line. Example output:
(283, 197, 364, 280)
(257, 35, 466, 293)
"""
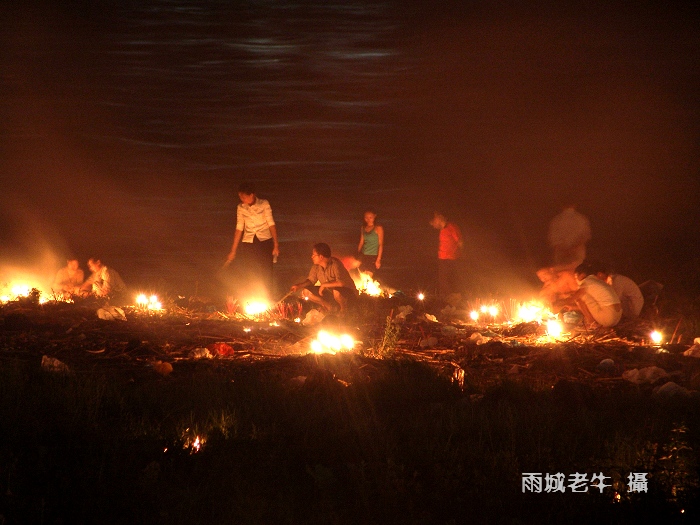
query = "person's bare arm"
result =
(224, 229, 243, 267)
(375, 225, 384, 269)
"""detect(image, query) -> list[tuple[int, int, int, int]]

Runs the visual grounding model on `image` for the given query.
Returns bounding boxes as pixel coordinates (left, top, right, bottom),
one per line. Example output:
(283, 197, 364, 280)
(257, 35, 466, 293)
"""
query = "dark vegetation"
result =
(0, 284, 699, 524)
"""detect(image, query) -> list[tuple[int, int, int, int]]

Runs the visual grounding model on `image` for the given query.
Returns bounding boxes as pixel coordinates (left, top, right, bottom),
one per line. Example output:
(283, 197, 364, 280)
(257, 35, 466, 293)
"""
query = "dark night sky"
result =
(1, 0, 699, 298)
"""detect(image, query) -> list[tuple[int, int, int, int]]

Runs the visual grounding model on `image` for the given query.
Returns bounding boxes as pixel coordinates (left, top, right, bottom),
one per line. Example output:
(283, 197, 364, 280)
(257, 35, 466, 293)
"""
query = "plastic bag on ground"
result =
(653, 381, 690, 398)
(302, 309, 326, 326)
(97, 306, 127, 321)
(41, 355, 70, 374)
(190, 347, 213, 359)
(683, 343, 700, 358)
(622, 366, 668, 384)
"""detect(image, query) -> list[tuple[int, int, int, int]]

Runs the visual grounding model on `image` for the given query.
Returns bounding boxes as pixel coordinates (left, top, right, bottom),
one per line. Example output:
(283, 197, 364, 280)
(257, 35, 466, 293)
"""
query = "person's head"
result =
(588, 260, 610, 281)
(430, 211, 447, 230)
(574, 261, 593, 283)
(363, 209, 377, 227)
(87, 258, 102, 272)
(536, 267, 556, 283)
(238, 182, 256, 205)
(312, 243, 332, 264)
(67, 259, 79, 271)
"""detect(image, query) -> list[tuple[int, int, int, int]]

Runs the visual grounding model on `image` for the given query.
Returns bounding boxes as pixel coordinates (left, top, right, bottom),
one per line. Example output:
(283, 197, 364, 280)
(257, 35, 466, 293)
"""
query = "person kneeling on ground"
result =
(290, 243, 358, 314)
(80, 258, 127, 304)
(590, 262, 644, 321)
(567, 261, 622, 329)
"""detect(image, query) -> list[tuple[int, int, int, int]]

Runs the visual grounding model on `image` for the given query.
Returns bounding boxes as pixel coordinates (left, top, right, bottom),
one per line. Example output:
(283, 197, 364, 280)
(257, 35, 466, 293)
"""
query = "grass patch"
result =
(0, 357, 699, 524)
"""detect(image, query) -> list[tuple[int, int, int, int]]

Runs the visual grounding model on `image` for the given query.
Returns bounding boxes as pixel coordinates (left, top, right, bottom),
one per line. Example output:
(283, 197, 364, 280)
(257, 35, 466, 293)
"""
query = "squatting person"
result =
(290, 243, 357, 314)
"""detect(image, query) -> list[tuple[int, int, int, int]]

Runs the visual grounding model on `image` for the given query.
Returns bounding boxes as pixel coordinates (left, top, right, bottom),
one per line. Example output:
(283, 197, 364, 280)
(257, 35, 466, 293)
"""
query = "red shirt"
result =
(438, 222, 462, 260)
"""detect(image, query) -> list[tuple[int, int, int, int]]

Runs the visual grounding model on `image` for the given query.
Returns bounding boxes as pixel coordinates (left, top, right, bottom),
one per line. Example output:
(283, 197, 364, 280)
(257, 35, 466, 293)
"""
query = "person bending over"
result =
(80, 258, 127, 303)
(590, 262, 644, 320)
(570, 262, 622, 328)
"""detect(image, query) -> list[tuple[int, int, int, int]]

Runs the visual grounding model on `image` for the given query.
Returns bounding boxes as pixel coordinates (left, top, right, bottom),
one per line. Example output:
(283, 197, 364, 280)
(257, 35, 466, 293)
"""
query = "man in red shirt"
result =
(430, 211, 464, 298)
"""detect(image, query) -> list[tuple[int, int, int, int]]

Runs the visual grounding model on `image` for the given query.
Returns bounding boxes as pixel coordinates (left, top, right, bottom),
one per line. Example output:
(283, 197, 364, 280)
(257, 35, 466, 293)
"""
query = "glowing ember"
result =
(650, 330, 663, 345)
(294, 317, 301, 323)
(310, 330, 355, 354)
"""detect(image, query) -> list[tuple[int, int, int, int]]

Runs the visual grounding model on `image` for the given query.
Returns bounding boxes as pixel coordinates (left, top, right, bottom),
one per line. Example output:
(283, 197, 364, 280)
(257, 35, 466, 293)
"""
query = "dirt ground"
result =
(2, 294, 699, 399)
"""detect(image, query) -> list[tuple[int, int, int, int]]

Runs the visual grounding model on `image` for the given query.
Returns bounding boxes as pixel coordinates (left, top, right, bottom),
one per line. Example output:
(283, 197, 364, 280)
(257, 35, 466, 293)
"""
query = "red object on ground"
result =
(207, 342, 235, 356)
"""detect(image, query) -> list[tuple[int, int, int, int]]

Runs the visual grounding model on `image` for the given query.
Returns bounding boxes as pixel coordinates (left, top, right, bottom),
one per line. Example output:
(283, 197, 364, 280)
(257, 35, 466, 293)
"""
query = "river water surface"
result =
(2, 0, 699, 299)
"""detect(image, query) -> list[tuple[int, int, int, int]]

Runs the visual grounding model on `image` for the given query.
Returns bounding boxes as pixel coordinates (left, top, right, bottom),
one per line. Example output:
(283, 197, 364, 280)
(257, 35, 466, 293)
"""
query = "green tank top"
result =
(362, 227, 380, 255)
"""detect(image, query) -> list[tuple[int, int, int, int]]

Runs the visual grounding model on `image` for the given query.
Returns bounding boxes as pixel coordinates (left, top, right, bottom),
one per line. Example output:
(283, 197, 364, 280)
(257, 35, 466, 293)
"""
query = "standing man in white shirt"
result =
(224, 182, 279, 299)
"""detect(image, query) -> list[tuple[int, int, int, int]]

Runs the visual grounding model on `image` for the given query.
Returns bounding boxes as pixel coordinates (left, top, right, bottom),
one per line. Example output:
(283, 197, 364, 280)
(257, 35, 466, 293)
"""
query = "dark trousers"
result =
(438, 258, 459, 297)
(237, 237, 274, 299)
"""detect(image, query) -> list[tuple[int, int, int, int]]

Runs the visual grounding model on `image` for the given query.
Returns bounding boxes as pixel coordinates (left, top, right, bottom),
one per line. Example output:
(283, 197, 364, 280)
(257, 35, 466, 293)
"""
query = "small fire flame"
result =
(310, 330, 355, 354)
(0, 280, 64, 304)
(353, 272, 382, 296)
(546, 319, 564, 338)
(243, 301, 269, 316)
(650, 330, 663, 345)
(515, 301, 553, 324)
(181, 430, 205, 454)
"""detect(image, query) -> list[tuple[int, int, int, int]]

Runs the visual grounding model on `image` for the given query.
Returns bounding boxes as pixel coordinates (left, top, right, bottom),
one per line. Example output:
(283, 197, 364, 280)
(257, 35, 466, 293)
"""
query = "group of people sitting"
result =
(538, 260, 647, 330)
(52, 258, 127, 303)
